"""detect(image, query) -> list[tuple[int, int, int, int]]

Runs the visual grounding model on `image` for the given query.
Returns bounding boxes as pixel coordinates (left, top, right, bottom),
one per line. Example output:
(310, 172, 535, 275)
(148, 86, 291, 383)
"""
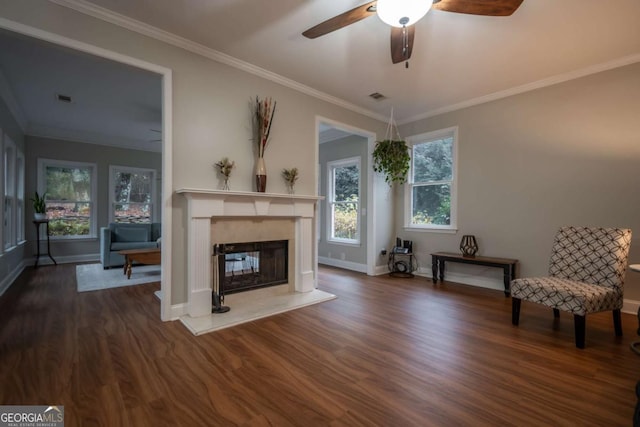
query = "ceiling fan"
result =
(302, 0, 524, 65)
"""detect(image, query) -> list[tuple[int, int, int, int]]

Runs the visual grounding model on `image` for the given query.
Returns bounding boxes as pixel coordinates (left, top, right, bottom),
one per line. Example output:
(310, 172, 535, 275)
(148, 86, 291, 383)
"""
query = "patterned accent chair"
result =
(511, 226, 632, 349)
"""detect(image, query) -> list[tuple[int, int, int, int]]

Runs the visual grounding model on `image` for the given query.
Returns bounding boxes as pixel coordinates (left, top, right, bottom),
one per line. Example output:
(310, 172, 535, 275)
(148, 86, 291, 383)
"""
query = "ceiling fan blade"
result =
(433, 0, 524, 16)
(302, 1, 377, 39)
(391, 25, 415, 64)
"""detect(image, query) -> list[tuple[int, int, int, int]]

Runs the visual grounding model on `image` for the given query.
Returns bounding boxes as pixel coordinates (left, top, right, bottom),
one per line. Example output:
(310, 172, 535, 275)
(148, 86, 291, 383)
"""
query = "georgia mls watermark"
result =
(0, 406, 64, 427)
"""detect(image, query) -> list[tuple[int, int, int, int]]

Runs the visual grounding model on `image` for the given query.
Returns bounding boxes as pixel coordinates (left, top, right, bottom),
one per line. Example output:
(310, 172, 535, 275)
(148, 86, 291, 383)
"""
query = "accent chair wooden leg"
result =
(553, 308, 560, 318)
(574, 314, 586, 349)
(512, 297, 521, 326)
(613, 309, 623, 337)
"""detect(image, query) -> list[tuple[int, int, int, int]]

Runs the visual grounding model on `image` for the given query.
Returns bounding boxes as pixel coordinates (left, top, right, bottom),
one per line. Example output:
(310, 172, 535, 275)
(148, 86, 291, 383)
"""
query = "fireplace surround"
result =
(177, 189, 322, 319)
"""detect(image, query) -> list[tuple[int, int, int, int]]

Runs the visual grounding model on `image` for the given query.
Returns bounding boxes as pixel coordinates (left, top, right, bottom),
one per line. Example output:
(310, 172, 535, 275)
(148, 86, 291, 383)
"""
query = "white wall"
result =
(399, 62, 640, 300)
(0, 0, 389, 306)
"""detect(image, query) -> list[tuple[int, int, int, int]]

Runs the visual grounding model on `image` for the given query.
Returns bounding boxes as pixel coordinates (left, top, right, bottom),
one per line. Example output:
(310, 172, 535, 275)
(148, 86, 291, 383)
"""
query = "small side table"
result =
(33, 219, 57, 268)
(388, 252, 414, 278)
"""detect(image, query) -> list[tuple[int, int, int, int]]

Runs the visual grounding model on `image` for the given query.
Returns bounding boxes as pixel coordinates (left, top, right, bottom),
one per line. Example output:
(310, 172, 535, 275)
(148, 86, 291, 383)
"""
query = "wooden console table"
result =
(431, 252, 518, 296)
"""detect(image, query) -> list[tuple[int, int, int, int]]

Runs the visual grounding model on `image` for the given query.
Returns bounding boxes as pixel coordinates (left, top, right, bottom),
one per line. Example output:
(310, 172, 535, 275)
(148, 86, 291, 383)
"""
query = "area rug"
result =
(76, 263, 161, 292)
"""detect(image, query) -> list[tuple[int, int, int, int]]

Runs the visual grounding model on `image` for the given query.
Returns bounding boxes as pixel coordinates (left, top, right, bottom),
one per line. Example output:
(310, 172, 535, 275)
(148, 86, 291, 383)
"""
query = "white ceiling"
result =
(76, 0, 640, 123)
(1, 0, 639, 150)
(0, 28, 163, 152)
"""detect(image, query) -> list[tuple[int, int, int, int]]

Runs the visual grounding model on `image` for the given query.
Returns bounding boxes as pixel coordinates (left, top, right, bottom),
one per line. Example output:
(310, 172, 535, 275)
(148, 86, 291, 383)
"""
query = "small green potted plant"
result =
(372, 139, 411, 185)
(31, 191, 47, 220)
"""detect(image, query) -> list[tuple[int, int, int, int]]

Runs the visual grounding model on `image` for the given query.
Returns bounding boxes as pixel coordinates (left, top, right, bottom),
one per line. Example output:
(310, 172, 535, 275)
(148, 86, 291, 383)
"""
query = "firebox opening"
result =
(217, 240, 288, 295)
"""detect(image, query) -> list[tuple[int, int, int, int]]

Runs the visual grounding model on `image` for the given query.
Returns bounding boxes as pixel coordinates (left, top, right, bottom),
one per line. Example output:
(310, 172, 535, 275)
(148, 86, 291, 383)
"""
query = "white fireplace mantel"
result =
(177, 188, 323, 318)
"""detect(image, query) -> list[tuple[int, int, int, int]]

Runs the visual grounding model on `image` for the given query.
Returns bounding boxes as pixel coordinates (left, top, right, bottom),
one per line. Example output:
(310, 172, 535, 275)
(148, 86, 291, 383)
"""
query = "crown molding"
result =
(0, 67, 28, 132)
(399, 53, 640, 125)
(48, 0, 388, 124)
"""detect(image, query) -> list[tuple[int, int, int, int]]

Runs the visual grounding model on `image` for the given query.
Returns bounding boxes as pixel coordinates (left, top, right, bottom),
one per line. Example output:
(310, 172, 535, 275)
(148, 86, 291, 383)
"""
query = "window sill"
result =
(403, 227, 458, 234)
(50, 236, 98, 242)
(326, 239, 361, 247)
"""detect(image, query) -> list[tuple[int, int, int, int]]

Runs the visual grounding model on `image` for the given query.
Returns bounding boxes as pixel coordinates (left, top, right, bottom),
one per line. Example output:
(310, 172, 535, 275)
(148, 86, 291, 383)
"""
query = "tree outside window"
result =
(110, 166, 155, 223)
(328, 157, 360, 243)
(39, 159, 96, 238)
(406, 128, 457, 230)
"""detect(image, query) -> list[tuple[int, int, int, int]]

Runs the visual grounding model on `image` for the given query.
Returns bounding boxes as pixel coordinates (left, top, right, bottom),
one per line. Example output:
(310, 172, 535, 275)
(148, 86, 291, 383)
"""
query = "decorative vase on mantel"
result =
(255, 157, 267, 192)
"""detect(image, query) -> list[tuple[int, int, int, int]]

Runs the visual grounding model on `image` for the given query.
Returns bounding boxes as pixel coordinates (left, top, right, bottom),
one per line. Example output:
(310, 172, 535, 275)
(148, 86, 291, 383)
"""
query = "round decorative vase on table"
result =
(255, 157, 267, 192)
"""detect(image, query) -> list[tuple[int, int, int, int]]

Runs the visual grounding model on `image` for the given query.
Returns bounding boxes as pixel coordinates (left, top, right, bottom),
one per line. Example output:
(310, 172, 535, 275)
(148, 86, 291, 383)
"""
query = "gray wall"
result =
(399, 62, 640, 300)
(24, 136, 162, 261)
(318, 135, 368, 268)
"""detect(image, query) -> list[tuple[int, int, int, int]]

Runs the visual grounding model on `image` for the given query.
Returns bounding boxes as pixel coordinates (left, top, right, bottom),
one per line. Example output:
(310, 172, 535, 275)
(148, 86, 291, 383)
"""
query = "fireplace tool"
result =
(212, 244, 230, 313)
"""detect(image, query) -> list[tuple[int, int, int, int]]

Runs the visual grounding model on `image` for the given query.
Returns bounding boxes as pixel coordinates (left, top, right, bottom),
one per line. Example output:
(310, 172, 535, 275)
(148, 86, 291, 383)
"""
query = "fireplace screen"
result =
(215, 240, 288, 294)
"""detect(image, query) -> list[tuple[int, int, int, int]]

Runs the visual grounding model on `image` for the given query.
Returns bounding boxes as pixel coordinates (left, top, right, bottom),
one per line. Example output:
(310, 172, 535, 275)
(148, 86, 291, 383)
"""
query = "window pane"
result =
(333, 202, 358, 239)
(334, 165, 359, 202)
(114, 203, 151, 223)
(412, 184, 451, 225)
(413, 137, 453, 182)
(47, 202, 91, 236)
(114, 171, 152, 203)
(46, 166, 92, 201)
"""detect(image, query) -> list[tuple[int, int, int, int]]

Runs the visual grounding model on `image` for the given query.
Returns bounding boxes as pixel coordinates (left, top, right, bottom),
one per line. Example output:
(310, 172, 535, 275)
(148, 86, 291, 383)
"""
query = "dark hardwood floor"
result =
(0, 264, 638, 426)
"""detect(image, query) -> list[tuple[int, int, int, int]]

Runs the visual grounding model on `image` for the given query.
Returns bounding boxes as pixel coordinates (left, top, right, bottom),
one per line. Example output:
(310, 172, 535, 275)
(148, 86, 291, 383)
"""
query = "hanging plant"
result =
(373, 107, 410, 185)
(372, 139, 410, 185)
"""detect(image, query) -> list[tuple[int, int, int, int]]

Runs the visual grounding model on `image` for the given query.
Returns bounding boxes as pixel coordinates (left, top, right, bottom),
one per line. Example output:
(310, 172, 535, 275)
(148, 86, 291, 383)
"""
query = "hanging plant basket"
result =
(372, 108, 410, 185)
(373, 139, 410, 185)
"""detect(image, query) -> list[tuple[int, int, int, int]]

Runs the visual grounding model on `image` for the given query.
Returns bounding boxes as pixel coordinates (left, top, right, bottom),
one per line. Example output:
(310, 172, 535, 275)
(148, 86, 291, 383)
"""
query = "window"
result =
(16, 151, 25, 243)
(327, 157, 360, 244)
(405, 127, 457, 231)
(109, 166, 156, 223)
(1, 134, 24, 251)
(38, 159, 97, 238)
(3, 135, 15, 250)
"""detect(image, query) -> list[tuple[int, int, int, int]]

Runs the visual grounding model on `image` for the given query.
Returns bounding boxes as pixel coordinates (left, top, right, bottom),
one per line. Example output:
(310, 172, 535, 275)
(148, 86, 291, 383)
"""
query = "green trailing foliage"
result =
(372, 139, 410, 185)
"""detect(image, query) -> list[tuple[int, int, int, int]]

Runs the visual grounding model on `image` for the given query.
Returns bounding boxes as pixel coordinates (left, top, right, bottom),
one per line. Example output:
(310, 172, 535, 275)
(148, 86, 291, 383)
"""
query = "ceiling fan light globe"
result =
(377, 0, 432, 27)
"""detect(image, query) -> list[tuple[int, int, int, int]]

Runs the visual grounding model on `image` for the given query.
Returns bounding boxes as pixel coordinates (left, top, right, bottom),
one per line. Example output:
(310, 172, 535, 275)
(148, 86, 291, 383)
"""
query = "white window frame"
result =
(404, 126, 458, 232)
(327, 156, 361, 245)
(38, 158, 98, 239)
(3, 135, 16, 251)
(16, 149, 25, 244)
(108, 165, 157, 224)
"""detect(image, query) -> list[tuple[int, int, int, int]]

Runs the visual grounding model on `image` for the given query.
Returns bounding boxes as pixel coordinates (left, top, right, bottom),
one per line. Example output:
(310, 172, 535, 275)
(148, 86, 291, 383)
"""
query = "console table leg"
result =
(438, 260, 445, 282)
(503, 266, 511, 297)
(431, 256, 438, 283)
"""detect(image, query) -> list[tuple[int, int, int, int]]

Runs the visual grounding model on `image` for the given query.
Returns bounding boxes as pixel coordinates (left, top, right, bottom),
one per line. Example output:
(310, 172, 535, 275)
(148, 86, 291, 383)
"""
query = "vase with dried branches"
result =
(252, 96, 277, 192)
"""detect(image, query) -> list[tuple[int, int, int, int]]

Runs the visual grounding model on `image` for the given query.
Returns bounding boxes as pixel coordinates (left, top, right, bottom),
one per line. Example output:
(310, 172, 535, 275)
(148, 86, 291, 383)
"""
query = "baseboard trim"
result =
(170, 303, 187, 320)
(374, 264, 390, 276)
(0, 260, 26, 297)
(24, 253, 99, 266)
(318, 257, 367, 273)
(416, 267, 505, 292)
(623, 299, 639, 316)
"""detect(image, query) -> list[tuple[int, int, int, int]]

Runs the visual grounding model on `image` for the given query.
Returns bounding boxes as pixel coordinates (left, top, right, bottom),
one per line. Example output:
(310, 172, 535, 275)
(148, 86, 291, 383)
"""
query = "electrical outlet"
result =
(381, 248, 387, 255)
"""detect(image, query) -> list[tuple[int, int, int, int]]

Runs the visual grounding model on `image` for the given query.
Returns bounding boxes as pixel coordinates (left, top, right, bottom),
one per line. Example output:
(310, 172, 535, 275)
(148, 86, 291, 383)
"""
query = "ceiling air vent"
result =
(55, 93, 73, 103)
(369, 92, 386, 101)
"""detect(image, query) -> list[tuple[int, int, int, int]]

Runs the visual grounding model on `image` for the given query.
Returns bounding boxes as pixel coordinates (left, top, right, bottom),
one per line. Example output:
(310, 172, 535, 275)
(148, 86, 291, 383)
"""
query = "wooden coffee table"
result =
(118, 248, 161, 279)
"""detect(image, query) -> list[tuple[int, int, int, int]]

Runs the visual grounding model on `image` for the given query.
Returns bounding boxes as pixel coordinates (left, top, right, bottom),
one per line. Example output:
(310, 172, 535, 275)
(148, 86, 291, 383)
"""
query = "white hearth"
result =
(177, 189, 333, 334)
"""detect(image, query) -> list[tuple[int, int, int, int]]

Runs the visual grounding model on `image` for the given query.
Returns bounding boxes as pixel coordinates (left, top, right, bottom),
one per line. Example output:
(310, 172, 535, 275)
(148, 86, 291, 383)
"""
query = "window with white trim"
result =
(109, 166, 156, 224)
(327, 157, 360, 244)
(405, 127, 457, 231)
(38, 159, 97, 238)
(3, 135, 15, 250)
(16, 150, 25, 243)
